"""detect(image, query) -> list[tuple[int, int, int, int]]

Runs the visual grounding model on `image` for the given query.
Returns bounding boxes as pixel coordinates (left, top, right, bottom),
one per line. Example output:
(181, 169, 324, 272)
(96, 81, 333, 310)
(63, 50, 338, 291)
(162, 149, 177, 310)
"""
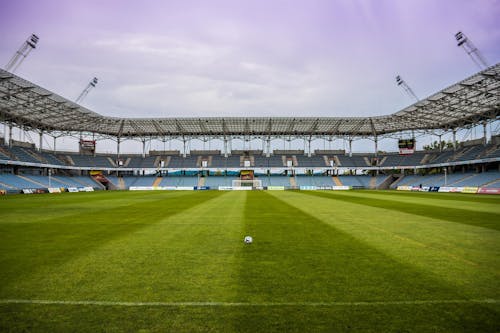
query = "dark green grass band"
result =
(1, 298, 498, 306)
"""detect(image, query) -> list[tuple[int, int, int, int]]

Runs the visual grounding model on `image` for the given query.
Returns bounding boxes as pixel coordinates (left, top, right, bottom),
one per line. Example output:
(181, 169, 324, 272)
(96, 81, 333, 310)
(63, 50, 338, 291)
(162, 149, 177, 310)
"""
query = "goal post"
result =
(232, 179, 262, 188)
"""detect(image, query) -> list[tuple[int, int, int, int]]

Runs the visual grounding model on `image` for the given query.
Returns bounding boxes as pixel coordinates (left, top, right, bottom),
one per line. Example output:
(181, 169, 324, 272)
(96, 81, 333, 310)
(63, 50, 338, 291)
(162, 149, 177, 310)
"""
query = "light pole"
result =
(5, 34, 39, 73)
(396, 75, 419, 102)
(76, 77, 98, 104)
(455, 31, 488, 70)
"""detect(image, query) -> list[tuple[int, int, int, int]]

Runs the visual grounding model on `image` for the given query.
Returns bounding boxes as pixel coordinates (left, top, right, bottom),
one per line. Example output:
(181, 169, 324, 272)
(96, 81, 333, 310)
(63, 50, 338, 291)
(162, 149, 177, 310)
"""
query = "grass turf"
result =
(0, 190, 499, 332)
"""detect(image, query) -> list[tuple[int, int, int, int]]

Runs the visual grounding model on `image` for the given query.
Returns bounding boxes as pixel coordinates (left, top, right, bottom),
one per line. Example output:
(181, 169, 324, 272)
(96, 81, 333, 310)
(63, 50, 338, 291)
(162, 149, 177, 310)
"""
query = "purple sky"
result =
(0, 0, 499, 152)
(1, 0, 499, 118)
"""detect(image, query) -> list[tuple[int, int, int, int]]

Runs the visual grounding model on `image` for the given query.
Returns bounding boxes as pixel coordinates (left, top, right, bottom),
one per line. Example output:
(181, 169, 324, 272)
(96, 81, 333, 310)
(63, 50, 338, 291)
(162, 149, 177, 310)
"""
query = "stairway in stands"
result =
(378, 156, 388, 166)
(153, 177, 162, 187)
(198, 177, 206, 187)
(23, 148, 45, 163)
(119, 177, 126, 189)
(17, 174, 46, 187)
(64, 155, 75, 166)
(0, 180, 16, 190)
(106, 157, 116, 167)
(332, 176, 343, 186)
(448, 173, 475, 186)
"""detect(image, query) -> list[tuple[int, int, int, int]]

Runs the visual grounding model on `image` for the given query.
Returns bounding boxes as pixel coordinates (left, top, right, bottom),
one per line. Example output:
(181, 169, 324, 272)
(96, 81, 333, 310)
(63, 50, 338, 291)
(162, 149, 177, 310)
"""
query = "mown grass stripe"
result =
(1, 298, 498, 307)
(337, 190, 500, 214)
(232, 191, 466, 304)
(1, 191, 247, 302)
(269, 190, 500, 299)
(368, 190, 500, 204)
(0, 191, 225, 293)
(0, 191, 198, 224)
(301, 190, 500, 231)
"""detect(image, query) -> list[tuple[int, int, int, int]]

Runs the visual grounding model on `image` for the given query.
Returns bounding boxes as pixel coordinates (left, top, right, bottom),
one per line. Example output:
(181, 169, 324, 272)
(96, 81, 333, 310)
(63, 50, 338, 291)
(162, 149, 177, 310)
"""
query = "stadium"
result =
(1, 64, 500, 192)
(1, 1, 500, 332)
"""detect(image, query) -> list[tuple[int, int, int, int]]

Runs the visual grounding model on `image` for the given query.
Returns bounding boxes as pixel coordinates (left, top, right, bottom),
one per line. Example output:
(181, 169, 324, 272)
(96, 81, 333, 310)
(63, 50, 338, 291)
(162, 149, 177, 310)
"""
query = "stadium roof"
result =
(0, 64, 499, 138)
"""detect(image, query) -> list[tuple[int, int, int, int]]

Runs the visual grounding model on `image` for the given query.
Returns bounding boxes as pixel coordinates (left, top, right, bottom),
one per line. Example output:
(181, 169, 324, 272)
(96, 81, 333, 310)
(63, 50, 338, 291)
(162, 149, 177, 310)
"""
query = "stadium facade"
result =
(0, 64, 499, 193)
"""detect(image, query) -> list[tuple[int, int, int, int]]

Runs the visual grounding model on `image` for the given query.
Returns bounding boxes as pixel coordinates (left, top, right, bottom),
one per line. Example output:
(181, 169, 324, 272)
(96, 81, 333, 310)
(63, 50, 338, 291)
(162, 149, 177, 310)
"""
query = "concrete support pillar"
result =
(438, 134, 442, 152)
(266, 138, 271, 157)
(39, 131, 43, 152)
(117, 137, 121, 158)
(452, 129, 457, 151)
(374, 136, 378, 157)
(348, 139, 353, 157)
(223, 137, 228, 158)
(483, 122, 487, 146)
(8, 124, 12, 147)
(53, 136, 57, 153)
(307, 138, 312, 157)
(182, 137, 187, 158)
(142, 139, 146, 158)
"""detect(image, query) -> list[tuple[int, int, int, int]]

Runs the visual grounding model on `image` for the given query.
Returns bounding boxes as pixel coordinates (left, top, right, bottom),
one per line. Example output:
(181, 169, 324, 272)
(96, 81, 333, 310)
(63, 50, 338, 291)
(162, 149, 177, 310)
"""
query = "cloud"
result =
(2, 0, 499, 123)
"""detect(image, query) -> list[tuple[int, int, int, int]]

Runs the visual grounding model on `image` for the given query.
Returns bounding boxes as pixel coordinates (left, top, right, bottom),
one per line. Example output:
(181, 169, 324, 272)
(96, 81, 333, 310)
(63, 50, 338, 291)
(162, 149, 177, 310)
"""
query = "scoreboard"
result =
(240, 170, 254, 180)
(79, 139, 96, 154)
(398, 139, 415, 155)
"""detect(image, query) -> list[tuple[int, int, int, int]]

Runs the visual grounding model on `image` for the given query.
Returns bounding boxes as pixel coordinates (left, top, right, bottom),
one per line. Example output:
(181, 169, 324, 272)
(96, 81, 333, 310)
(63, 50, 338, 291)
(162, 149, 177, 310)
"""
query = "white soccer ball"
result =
(244, 236, 253, 244)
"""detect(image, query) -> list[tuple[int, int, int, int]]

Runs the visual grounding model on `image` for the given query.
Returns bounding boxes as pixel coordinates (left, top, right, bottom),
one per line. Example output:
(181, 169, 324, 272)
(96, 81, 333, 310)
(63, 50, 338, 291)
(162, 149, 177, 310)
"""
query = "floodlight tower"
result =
(455, 31, 488, 70)
(75, 77, 98, 104)
(5, 34, 40, 73)
(396, 75, 419, 102)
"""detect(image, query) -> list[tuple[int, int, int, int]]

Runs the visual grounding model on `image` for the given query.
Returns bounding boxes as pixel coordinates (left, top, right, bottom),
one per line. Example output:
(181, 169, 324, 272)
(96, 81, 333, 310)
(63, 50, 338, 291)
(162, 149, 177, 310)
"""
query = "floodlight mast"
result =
(455, 31, 488, 70)
(396, 75, 419, 102)
(75, 77, 98, 104)
(4, 34, 39, 73)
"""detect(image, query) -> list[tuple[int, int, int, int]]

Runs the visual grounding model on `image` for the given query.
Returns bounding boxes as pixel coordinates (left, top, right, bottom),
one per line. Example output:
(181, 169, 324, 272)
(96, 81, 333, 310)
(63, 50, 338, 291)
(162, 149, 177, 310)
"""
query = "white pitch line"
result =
(0, 299, 498, 307)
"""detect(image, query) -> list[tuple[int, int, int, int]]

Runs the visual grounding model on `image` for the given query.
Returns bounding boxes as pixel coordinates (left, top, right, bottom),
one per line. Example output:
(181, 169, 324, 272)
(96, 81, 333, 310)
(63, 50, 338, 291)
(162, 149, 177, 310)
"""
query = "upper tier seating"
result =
(1, 143, 499, 169)
(9, 146, 41, 163)
(336, 155, 370, 167)
(294, 155, 327, 167)
(126, 156, 157, 168)
(70, 154, 115, 168)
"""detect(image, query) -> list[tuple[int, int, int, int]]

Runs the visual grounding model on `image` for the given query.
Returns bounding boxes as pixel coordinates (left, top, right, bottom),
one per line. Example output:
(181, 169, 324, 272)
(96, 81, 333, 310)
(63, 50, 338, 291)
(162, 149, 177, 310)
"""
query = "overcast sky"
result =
(0, 0, 499, 153)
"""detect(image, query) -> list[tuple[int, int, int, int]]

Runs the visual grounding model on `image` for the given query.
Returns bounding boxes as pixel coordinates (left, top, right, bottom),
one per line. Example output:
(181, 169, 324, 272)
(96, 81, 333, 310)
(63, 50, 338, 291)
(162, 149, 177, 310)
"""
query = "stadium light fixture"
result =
(395, 75, 419, 102)
(5, 34, 40, 73)
(76, 77, 99, 104)
(455, 31, 488, 70)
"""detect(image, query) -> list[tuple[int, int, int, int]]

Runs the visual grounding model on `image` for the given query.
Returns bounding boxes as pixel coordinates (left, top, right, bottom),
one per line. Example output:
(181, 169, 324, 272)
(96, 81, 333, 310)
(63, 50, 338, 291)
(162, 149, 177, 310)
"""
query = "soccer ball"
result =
(244, 236, 253, 244)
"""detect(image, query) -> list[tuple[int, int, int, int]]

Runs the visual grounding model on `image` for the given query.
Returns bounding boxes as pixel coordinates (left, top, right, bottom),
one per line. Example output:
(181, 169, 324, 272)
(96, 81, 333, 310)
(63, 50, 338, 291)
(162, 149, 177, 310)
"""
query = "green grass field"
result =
(0, 190, 499, 332)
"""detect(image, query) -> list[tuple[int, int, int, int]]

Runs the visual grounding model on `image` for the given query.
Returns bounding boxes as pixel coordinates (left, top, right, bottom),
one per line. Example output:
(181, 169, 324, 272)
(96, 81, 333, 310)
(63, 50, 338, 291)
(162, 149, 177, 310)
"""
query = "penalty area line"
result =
(0, 299, 498, 307)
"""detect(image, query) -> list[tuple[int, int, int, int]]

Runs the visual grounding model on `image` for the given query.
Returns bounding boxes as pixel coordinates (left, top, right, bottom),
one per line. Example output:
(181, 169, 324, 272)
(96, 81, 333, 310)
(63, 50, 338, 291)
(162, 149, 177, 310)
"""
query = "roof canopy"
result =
(0, 64, 498, 138)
